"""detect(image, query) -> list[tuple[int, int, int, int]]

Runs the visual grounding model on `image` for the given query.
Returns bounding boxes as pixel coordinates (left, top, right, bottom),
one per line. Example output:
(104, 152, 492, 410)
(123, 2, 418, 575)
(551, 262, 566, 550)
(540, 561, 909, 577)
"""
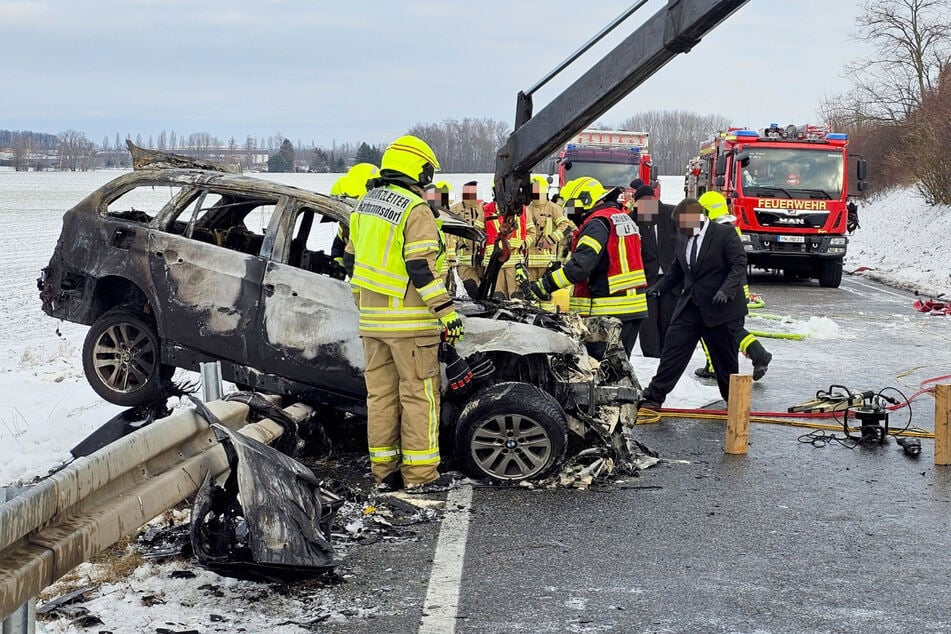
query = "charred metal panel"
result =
(148, 233, 265, 364)
(191, 424, 340, 581)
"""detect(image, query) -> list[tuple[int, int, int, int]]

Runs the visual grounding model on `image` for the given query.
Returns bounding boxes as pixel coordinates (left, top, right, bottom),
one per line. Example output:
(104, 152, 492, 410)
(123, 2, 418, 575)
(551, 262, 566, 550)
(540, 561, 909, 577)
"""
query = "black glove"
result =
(713, 290, 729, 305)
(645, 284, 662, 298)
(441, 343, 473, 394)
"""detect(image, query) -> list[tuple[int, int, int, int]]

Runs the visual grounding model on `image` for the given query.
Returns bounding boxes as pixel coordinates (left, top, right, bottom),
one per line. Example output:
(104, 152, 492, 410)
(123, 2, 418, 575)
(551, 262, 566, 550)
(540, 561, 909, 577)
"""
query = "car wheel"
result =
(82, 308, 171, 406)
(454, 382, 568, 482)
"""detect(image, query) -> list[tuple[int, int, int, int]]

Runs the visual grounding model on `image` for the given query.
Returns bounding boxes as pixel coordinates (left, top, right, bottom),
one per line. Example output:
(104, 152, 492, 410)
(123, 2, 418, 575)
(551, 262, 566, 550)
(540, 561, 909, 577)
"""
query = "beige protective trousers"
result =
(362, 334, 442, 485)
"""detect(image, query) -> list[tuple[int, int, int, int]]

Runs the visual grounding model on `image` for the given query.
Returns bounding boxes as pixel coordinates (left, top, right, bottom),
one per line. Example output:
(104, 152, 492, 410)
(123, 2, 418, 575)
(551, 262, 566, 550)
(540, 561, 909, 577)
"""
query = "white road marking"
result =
(419, 484, 473, 634)
(843, 276, 909, 302)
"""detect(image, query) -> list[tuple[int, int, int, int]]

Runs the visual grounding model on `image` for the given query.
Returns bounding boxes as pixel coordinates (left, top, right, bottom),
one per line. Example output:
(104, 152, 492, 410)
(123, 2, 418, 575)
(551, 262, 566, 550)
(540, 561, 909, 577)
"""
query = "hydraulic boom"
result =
(480, 0, 749, 299)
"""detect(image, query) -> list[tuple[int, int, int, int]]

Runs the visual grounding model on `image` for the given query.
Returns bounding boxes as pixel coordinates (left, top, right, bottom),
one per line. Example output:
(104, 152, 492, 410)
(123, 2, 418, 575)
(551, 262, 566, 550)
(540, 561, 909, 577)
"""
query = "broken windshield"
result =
(740, 148, 844, 199)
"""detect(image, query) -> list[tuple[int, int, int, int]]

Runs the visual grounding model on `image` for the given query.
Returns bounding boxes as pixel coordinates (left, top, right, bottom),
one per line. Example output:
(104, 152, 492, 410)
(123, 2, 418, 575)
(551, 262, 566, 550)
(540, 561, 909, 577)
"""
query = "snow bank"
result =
(846, 186, 951, 298)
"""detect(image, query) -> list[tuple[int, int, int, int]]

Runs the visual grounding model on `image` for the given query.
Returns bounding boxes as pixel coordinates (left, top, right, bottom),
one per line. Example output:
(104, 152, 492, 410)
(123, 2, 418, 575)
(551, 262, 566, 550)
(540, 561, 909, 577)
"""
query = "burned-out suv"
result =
(40, 154, 642, 482)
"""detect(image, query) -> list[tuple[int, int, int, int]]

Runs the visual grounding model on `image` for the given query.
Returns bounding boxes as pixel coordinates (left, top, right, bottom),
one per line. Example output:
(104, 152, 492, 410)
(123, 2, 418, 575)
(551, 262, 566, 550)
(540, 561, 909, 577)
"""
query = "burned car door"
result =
(148, 187, 278, 364)
(253, 202, 367, 405)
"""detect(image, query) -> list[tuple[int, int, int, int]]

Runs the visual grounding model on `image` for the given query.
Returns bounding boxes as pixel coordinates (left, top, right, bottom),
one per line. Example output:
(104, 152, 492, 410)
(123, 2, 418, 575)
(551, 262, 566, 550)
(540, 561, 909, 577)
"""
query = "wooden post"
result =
(936, 384, 950, 466)
(725, 374, 752, 455)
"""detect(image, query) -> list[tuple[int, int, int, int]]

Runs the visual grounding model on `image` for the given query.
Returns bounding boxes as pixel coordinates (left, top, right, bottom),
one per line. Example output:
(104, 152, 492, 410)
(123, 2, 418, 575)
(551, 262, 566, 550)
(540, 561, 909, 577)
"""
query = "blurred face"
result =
(531, 182, 542, 200)
(462, 184, 478, 200)
(674, 200, 705, 236)
(636, 198, 658, 221)
(424, 188, 437, 203)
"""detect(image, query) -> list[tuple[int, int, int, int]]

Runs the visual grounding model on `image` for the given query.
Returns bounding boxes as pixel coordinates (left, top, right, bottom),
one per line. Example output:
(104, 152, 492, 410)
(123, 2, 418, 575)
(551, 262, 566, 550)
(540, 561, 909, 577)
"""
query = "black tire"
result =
(454, 382, 568, 482)
(82, 308, 171, 406)
(817, 259, 843, 288)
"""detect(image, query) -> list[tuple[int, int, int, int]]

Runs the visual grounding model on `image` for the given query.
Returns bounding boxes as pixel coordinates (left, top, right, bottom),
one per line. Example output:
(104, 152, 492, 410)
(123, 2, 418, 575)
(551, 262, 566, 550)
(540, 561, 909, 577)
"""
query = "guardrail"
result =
(0, 398, 312, 621)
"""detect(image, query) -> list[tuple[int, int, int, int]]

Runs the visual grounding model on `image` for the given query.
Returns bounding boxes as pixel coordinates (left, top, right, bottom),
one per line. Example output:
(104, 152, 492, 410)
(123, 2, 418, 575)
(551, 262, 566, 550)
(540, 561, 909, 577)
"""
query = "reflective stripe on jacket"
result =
(569, 206, 648, 317)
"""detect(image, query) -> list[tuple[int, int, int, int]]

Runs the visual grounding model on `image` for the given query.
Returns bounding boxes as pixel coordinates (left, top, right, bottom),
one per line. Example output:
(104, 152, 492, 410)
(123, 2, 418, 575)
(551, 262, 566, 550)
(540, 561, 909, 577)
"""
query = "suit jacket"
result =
(656, 220, 748, 327)
(635, 202, 678, 283)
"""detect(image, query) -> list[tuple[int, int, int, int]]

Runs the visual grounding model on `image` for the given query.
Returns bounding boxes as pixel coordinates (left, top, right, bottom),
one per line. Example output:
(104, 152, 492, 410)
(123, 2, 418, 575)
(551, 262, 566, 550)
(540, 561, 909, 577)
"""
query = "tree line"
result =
(1, 111, 741, 178)
(822, 0, 951, 205)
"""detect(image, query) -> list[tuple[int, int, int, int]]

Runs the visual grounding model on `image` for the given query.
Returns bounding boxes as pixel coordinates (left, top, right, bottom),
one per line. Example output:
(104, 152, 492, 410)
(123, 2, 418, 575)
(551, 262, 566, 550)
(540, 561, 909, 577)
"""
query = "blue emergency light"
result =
(735, 130, 759, 138)
(825, 133, 848, 141)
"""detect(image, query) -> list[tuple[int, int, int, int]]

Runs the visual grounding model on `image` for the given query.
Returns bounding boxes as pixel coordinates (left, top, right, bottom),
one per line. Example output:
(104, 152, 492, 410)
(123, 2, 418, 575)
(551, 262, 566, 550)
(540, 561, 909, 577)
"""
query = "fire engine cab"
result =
(555, 129, 659, 197)
(687, 123, 868, 288)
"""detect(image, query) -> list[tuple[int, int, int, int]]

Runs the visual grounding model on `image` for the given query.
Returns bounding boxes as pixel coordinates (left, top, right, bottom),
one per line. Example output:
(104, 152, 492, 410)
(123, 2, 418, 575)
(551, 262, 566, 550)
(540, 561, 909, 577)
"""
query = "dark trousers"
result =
(643, 302, 740, 403)
(586, 318, 642, 360)
(639, 276, 678, 358)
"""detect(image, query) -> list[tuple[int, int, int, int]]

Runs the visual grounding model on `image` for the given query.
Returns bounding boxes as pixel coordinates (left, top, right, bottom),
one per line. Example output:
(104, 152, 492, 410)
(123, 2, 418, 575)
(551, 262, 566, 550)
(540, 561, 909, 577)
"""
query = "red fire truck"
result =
(688, 123, 867, 288)
(555, 129, 658, 195)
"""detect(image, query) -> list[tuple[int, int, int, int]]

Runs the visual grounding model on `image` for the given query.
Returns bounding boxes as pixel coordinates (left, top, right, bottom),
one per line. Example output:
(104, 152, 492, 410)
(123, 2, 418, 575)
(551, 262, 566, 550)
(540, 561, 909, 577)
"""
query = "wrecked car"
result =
(39, 150, 643, 483)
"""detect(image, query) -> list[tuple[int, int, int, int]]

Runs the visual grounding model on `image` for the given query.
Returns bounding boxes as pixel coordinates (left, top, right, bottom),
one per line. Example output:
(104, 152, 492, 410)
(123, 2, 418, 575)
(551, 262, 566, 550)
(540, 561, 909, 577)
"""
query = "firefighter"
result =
(344, 135, 462, 493)
(525, 175, 570, 281)
(330, 162, 379, 272)
(482, 194, 528, 299)
(431, 181, 457, 294)
(450, 180, 486, 299)
(520, 177, 648, 358)
(694, 191, 772, 381)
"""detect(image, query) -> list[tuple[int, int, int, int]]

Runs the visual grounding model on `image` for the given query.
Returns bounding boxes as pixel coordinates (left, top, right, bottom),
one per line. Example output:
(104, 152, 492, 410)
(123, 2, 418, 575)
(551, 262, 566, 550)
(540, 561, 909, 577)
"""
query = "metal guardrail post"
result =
(200, 361, 223, 402)
(0, 488, 34, 634)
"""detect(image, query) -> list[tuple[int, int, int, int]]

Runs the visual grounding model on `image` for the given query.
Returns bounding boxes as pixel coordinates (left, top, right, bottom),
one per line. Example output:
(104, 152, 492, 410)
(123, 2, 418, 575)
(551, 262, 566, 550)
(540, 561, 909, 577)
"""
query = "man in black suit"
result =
(630, 184, 680, 358)
(639, 198, 748, 406)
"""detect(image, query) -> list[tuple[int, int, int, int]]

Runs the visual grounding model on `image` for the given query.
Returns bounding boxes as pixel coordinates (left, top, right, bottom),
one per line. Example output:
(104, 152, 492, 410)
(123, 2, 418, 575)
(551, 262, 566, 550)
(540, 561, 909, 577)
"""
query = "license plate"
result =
(776, 235, 805, 243)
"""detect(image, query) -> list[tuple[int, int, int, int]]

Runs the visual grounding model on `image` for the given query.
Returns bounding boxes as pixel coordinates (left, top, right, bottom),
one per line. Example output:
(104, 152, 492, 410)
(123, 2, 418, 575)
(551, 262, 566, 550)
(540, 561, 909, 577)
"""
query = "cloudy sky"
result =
(1, 0, 874, 147)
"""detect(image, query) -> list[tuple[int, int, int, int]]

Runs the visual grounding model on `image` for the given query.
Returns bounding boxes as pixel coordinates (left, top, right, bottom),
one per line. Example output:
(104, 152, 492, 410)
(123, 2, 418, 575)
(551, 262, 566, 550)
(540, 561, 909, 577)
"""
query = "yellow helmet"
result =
(531, 174, 549, 196)
(329, 175, 346, 197)
(380, 135, 440, 186)
(332, 162, 379, 199)
(698, 191, 729, 220)
(434, 180, 453, 194)
(345, 162, 379, 197)
(560, 176, 606, 212)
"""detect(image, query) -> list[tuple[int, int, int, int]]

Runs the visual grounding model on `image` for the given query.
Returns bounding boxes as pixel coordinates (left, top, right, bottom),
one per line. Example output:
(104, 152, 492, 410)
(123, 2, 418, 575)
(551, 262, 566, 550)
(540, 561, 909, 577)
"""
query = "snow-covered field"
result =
(1, 170, 948, 486)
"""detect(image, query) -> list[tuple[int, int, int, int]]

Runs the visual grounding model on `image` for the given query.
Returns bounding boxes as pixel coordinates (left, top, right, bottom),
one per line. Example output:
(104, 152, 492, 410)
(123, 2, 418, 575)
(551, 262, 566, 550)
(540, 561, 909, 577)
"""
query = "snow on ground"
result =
(845, 186, 951, 298)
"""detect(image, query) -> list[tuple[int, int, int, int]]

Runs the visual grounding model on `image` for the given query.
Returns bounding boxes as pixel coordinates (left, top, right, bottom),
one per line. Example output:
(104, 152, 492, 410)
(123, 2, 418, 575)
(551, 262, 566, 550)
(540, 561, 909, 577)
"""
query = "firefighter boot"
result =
(747, 339, 772, 381)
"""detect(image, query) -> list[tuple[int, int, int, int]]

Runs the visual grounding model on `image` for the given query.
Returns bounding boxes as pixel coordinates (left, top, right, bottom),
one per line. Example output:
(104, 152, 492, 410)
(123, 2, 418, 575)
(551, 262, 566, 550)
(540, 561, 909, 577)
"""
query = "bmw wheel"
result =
(82, 308, 172, 406)
(454, 382, 568, 482)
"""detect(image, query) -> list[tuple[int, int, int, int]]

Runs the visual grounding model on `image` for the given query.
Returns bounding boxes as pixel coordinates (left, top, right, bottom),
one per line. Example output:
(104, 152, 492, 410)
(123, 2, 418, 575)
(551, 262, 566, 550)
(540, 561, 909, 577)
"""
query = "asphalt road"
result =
(315, 274, 951, 633)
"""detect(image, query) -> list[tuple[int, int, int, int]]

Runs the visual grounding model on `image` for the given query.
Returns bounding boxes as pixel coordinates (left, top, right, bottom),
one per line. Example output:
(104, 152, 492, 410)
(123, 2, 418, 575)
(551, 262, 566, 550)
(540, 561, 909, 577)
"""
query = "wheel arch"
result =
(90, 276, 158, 324)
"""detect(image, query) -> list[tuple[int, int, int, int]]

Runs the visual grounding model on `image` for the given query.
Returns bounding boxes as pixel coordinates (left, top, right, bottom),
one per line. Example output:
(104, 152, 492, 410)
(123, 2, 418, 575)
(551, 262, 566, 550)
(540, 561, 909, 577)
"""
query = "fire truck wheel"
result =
(818, 259, 843, 288)
(455, 382, 568, 482)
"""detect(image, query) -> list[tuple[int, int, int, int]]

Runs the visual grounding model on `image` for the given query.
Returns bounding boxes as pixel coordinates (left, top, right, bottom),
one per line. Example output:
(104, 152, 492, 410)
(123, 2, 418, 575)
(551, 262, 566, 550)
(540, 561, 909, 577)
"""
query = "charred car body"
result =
(39, 154, 642, 483)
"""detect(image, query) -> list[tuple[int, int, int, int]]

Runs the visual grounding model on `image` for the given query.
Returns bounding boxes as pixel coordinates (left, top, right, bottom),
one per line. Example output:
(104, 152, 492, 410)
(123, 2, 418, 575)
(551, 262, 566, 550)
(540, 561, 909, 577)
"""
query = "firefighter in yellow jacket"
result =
(525, 175, 570, 279)
(344, 135, 463, 493)
(450, 180, 486, 298)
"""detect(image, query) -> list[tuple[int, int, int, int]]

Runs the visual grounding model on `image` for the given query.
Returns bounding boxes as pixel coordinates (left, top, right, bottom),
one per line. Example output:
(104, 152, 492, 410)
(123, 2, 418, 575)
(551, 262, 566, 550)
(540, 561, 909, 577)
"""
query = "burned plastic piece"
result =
(70, 401, 171, 458)
(190, 424, 342, 581)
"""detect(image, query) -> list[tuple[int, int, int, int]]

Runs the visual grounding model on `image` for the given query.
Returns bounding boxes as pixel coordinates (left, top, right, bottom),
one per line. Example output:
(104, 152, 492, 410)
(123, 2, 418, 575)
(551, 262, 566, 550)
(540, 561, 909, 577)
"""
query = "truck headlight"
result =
(830, 237, 847, 245)
(828, 247, 846, 254)
(740, 234, 751, 242)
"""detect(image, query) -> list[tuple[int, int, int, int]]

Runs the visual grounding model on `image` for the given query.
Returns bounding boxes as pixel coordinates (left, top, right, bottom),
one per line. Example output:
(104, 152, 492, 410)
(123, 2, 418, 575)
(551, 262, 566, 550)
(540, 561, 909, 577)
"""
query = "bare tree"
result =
(616, 110, 730, 174)
(58, 130, 97, 171)
(407, 117, 510, 172)
(829, 0, 951, 124)
(12, 133, 32, 171)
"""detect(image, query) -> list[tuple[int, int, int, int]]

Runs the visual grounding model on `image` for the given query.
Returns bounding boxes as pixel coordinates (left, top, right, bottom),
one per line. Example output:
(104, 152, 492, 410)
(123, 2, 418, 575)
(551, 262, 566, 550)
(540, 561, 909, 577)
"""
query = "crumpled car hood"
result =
(455, 316, 581, 357)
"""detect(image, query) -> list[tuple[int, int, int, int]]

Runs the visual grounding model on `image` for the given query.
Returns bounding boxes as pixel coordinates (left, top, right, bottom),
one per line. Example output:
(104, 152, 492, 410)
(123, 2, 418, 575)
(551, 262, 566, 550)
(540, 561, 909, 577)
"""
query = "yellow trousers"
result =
(362, 335, 442, 485)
